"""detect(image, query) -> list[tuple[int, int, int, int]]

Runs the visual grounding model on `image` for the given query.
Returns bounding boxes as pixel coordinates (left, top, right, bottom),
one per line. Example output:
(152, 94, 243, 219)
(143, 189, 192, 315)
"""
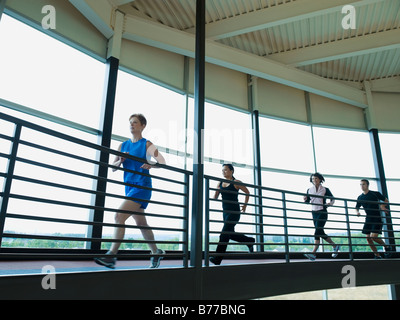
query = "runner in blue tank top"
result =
(95, 114, 166, 269)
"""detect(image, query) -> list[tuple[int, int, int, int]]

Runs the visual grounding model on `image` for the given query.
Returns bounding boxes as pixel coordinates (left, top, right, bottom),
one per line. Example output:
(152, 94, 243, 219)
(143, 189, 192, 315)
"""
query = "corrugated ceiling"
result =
(121, 0, 400, 82)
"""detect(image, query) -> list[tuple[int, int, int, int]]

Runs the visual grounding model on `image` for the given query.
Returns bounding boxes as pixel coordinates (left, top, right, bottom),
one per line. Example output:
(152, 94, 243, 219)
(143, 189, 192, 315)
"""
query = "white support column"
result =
(107, 9, 125, 59)
(363, 80, 377, 130)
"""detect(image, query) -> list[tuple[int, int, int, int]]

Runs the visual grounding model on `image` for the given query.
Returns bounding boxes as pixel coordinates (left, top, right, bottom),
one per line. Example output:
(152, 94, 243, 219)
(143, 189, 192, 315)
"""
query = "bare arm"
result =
(381, 198, 389, 214)
(235, 180, 250, 213)
(141, 141, 166, 169)
(112, 143, 126, 172)
(214, 182, 221, 199)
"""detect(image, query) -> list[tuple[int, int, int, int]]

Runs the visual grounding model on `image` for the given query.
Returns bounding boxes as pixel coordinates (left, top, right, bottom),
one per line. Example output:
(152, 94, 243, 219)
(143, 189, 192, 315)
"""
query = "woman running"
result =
(95, 114, 166, 269)
(210, 164, 255, 265)
(303, 172, 340, 261)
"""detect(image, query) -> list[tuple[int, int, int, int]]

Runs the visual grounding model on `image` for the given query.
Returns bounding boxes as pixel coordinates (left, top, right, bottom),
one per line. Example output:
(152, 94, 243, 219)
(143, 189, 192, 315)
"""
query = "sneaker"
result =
(247, 238, 255, 253)
(209, 256, 221, 265)
(150, 249, 165, 268)
(94, 255, 117, 269)
(332, 245, 341, 258)
(374, 255, 383, 260)
(384, 247, 393, 259)
(304, 253, 316, 261)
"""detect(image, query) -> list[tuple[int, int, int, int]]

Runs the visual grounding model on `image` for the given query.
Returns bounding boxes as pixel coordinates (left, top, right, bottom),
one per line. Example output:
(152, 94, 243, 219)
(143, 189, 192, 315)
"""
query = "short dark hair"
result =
(361, 179, 370, 186)
(310, 172, 325, 183)
(129, 114, 147, 126)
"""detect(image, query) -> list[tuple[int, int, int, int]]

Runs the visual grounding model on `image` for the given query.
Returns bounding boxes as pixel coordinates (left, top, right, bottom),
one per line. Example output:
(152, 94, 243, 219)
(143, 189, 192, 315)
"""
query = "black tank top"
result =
(220, 181, 240, 212)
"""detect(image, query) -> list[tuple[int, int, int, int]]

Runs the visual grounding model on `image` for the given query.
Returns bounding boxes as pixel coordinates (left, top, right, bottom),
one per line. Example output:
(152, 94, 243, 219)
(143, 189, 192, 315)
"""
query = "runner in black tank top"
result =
(210, 164, 255, 266)
(220, 182, 241, 215)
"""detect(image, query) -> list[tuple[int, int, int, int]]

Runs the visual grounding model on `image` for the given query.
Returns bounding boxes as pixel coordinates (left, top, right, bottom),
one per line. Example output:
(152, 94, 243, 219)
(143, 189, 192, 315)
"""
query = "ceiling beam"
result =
(268, 29, 400, 67)
(192, 0, 386, 40)
(123, 15, 368, 108)
(368, 76, 400, 93)
(108, 0, 135, 7)
(69, 0, 114, 39)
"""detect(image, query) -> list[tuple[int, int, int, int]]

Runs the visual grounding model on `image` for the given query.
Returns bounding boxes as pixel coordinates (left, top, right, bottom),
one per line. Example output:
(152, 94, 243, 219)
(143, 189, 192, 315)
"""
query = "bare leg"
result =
(131, 211, 158, 254)
(311, 237, 337, 254)
(109, 200, 158, 254)
(366, 234, 379, 256)
(370, 232, 389, 252)
(311, 240, 321, 254)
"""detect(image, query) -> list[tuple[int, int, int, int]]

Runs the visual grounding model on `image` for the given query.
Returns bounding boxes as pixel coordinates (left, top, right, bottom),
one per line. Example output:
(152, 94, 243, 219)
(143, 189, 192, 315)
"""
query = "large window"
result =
(313, 127, 375, 178)
(112, 70, 186, 156)
(0, 15, 105, 128)
(379, 133, 400, 202)
(101, 70, 188, 250)
(379, 132, 400, 249)
(0, 15, 105, 249)
(259, 117, 315, 174)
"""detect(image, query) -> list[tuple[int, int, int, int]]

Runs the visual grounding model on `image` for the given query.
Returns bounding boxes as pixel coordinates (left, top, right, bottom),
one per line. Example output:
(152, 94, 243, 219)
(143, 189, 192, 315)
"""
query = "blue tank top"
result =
(120, 138, 152, 187)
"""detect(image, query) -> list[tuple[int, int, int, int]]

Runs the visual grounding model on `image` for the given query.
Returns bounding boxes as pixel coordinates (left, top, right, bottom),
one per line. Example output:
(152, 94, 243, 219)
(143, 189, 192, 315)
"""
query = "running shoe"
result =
(332, 245, 341, 258)
(209, 256, 221, 265)
(150, 249, 165, 268)
(374, 255, 383, 260)
(247, 238, 255, 253)
(304, 253, 316, 261)
(384, 247, 393, 259)
(94, 256, 117, 269)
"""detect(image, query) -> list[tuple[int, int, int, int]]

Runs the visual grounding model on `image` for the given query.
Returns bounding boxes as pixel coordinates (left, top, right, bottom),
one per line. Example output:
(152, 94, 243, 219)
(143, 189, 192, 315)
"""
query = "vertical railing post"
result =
(344, 200, 354, 261)
(370, 128, 395, 249)
(182, 173, 190, 268)
(251, 109, 264, 252)
(204, 177, 210, 266)
(190, 0, 206, 299)
(0, 123, 22, 247)
(86, 56, 119, 252)
(282, 192, 290, 263)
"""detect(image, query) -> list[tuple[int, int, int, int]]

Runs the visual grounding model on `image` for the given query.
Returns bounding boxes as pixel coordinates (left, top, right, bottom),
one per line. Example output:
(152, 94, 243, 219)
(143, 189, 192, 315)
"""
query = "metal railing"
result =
(205, 175, 400, 265)
(1, 111, 399, 271)
(0, 112, 191, 266)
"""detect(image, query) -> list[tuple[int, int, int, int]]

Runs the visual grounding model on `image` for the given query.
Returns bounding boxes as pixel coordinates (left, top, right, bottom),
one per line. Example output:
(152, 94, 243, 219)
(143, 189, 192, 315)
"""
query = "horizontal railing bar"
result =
(0, 133, 13, 143)
(206, 175, 400, 207)
(2, 233, 185, 245)
(0, 252, 185, 260)
(16, 152, 188, 190)
(7, 194, 187, 220)
(5, 213, 186, 233)
(9, 189, 185, 210)
(0, 111, 192, 176)
(17, 139, 189, 193)
(11, 174, 187, 205)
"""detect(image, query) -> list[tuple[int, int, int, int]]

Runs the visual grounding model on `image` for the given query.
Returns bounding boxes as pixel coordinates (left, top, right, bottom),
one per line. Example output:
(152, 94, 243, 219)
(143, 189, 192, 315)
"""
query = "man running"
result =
(355, 179, 393, 259)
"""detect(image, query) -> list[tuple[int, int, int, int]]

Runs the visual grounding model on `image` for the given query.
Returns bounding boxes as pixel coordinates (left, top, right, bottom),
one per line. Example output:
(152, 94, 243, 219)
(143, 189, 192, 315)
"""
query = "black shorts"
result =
(362, 216, 383, 235)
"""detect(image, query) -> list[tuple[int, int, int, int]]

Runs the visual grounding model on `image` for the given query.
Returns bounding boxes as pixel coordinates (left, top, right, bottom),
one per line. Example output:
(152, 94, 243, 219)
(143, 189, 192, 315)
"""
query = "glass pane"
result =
(113, 70, 186, 157)
(0, 15, 105, 128)
(313, 127, 375, 177)
(0, 110, 99, 249)
(259, 117, 314, 173)
(379, 133, 400, 179)
(204, 103, 253, 165)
